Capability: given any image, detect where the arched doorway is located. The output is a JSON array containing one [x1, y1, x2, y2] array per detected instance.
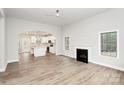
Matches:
[[18, 31, 56, 63]]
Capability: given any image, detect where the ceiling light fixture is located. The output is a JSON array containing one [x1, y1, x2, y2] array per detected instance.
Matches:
[[56, 10, 60, 17]]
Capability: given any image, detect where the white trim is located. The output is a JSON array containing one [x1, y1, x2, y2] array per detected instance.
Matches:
[[0, 63, 8, 72], [98, 30, 119, 59], [90, 60, 124, 72], [0, 59, 19, 72], [0, 68, 6, 72], [62, 54, 124, 72], [7, 59, 19, 63]]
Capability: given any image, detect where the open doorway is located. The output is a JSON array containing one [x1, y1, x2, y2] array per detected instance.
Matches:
[[18, 31, 56, 62]]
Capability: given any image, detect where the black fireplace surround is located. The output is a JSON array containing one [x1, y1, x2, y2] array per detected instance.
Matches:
[[76, 48, 88, 63]]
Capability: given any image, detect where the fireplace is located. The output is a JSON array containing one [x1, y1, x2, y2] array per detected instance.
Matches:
[[76, 48, 88, 63]]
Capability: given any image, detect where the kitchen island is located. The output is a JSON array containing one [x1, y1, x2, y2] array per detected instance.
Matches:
[[31, 46, 47, 57]]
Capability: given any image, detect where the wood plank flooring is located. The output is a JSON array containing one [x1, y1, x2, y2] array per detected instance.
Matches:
[[0, 53, 124, 85]]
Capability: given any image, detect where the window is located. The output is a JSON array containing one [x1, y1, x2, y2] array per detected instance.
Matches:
[[101, 31, 117, 57], [65, 37, 70, 50]]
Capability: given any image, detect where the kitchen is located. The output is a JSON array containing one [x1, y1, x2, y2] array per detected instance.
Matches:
[[18, 31, 56, 57]]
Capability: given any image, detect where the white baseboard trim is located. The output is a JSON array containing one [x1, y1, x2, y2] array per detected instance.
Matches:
[[90, 60, 124, 72], [7, 59, 19, 63], [0, 63, 8, 72], [62, 54, 124, 72], [0, 59, 19, 72]]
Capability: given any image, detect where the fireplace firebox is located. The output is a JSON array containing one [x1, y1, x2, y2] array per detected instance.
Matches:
[[76, 48, 88, 63]]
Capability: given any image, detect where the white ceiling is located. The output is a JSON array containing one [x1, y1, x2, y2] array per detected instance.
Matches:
[[5, 8, 109, 26]]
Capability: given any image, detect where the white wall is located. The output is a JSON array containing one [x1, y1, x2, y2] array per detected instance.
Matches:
[[0, 9, 6, 71], [6, 17, 62, 62], [62, 9, 124, 70]]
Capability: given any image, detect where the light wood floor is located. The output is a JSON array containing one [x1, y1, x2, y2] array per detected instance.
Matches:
[[0, 53, 124, 85]]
